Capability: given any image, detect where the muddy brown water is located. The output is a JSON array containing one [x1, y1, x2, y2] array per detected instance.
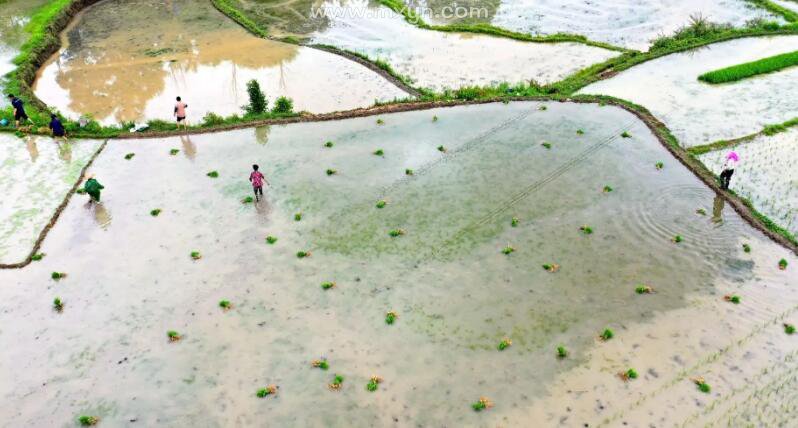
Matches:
[[0, 102, 795, 426]]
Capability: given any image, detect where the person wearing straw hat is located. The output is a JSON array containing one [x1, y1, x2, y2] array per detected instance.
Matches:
[[83, 173, 105, 203], [719, 151, 739, 190]]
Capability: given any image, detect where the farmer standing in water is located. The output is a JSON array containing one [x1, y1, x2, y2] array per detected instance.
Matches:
[[719, 151, 739, 190], [174, 96, 188, 130], [249, 164, 269, 202], [7, 94, 30, 127]]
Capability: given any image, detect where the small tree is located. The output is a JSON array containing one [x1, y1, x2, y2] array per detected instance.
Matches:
[[273, 96, 293, 114], [246, 79, 268, 115]]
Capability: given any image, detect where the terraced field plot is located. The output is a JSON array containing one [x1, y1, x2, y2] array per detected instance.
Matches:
[[1, 102, 795, 426]]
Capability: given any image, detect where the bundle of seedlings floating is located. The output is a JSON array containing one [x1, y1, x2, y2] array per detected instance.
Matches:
[[472, 397, 493, 412], [621, 131, 632, 138], [696, 208, 707, 216], [672, 235, 683, 243], [497, 338, 512, 351], [743, 243, 751, 253], [265, 235, 277, 244], [538, 105, 547, 111], [324, 141, 334, 148], [779, 259, 788, 270], [51, 272, 66, 280], [325, 169, 337, 176], [385, 311, 398, 325], [53, 297, 64, 312], [206, 171, 219, 178], [437, 145, 446, 153], [655, 162, 664, 170], [502, 245, 515, 255], [219, 300, 232, 311], [724, 294, 741, 304], [373, 149, 384, 156], [321, 281, 336, 290], [329, 374, 345, 390], [785, 323, 796, 335], [294, 212, 303, 221], [511, 217, 519, 227], [376, 200, 387, 209], [635, 285, 654, 294], [312, 358, 329, 370], [366, 375, 383, 392], [603, 185, 613, 193], [124, 153, 135, 160], [691, 377, 711, 393], [150, 209, 162, 216], [542, 263, 559, 273], [556, 346, 568, 358], [296, 251, 311, 259], [576, 129, 585, 135], [376, 119, 384, 125], [78, 415, 99, 426], [256, 385, 278, 397], [599, 328, 614, 341], [76, 188, 86, 194], [579, 225, 593, 235], [618, 368, 638, 382], [541, 142, 552, 149], [432, 115, 438, 122], [405, 169, 414, 176], [389, 229, 405, 238], [31, 253, 45, 261], [190, 251, 202, 260], [170, 149, 180, 155], [242, 196, 254, 204], [167, 330, 182, 342]]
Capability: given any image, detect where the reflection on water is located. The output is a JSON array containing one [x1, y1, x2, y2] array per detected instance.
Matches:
[[91, 201, 112, 229], [180, 135, 196, 160], [712, 193, 725, 225], [33, 0, 408, 125], [24, 136, 38, 162], [0, 103, 795, 426]]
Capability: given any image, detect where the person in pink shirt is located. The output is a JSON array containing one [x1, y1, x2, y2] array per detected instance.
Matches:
[[249, 164, 269, 201], [174, 96, 188, 129]]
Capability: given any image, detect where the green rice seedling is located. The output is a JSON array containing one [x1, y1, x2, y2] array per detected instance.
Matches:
[[619, 368, 638, 381], [324, 141, 334, 148], [538, 105, 547, 111], [405, 169, 414, 176], [502, 245, 515, 255], [389, 229, 405, 237], [557, 346, 568, 358], [376, 119, 384, 125], [266, 236, 277, 244], [31, 253, 45, 261], [779, 259, 788, 270], [242, 196, 254, 204], [724, 294, 741, 304], [385, 311, 398, 325], [621, 131, 632, 138], [576, 129, 584, 135], [256, 385, 278, 397], [329, 374, 344, 390], [296, 251, 311, 259], [76, 188, 86, 194], [206, 171, 219, 178], [376, 200, 387, 209], [691, 377, 711, 393], [635, 285, 654, 294], [600, 328, 614, 341], [743, 243, 751, 253], [541, 142, 552, 149], [150, 209, 162, 216], [53, 297, 64, 312], [219, 300, 232, 310], [51, 272, 66, 280], [472, 397, 493, 411], [124, 153, 135, 160], [190, 251, 202, 260], [366, 375, 383, 391], [432, 115, 438, 122], [542, 263, 560, 273], [312, 358, 329, 370], [655, 162, 664, 170], [698, 50, 798, 84], [170, 148, 179, 155], [294, 212, 302, 221], [437, 145, 446, 153], [78, 415, 99, 426], [511, 217, 519, 227], [696, 208, 707, 215], [373, 149, 384, 156], [603, 185, 613, 193], [167, 330, 181, 342], [497, 338, 512, 351], [672, 235, 683, 243], [325, 169, 337, 176], [785, 323, 796, 335], [579, 225, 593, 235], [321, 281, 336, 290]]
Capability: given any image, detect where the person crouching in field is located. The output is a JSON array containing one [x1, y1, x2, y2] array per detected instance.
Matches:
[[49, 114, 67, 142], [83, 173, 104, 203], [249, 164, 269, 202]]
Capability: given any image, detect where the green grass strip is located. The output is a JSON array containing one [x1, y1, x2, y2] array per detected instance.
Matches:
[[746, 0, 798, 22], [688, 116, 798, 155], [698, 50, 798, 84], [209, 0, 267, 38]]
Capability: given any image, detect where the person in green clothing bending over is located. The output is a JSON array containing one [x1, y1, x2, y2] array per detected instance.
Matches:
[[83, 173, 104, 203]]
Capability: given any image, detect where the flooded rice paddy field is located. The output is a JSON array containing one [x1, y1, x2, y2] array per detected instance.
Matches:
[[700, 128, 798, 237], [581, 36, 798, 148], [0, 134, 104, 265], [32, 0, 409, 126], [0, 0, 51, 104], [1, 102, 796, 426], [309, 1, 618, 91], [410, 0, 779, 50]]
